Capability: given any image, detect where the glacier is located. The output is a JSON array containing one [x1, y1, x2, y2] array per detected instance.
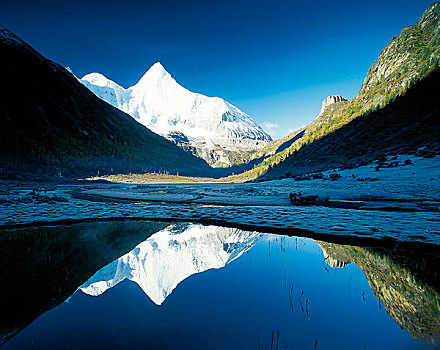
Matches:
[[79, 223, 262, 305], [79, 63, 271, 167]]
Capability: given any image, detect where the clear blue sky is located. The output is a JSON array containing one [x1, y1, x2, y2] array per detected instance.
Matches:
[[1, 0, 434, 139]]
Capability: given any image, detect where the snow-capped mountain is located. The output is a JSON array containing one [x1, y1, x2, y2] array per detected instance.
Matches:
[[79, 63, 271, 167], [0, 26, 212, 177], [79, 224, 262, 305]]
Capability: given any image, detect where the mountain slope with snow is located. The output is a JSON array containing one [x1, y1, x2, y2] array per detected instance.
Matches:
[[80, 63, 271, 167], [0, 26, 212, 178], [80, 224, 262, 305]]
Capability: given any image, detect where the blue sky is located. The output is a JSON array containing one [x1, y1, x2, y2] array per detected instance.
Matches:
[[1, 0, 434, 139]]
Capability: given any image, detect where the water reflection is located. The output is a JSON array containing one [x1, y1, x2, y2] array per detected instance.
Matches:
[[0, 220, 169, 344], [316, 241, 440, 347], [0, 221, 439, 349], [80, 223, 261, 305]]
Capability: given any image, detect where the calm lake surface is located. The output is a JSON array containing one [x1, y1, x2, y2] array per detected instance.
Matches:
[[0, 221, 438, 349]]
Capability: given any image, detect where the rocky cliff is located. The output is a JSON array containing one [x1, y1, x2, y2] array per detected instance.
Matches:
[[319, 95, 348, 115], [360, 2, 440, 110], [230, 2, 440, 181]]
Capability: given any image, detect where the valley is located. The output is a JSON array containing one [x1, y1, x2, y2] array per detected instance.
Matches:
[[0, 1, 439, 349], [1, 152, 438, 250]]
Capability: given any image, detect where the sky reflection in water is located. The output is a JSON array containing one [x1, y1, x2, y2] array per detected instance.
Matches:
[[2, 222, 435, 350]]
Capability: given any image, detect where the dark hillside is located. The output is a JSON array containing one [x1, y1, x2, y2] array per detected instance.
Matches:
[[227, 2, 440, 182], [261, 67, 440, 180], [0, 27, 213, 179]]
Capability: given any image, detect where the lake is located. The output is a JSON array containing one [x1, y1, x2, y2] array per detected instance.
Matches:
[[0, 220, 438, 349]]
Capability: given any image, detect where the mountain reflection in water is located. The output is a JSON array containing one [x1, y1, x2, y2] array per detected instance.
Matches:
[[0, 220, 439, 349], [316, 241, 440, 347], [79, 223, 262, 305]]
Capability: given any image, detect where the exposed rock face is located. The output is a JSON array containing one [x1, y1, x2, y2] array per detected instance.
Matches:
[[319, 95, 348, 115], [359, 2, 440, 111], [248, 2, 440, 182]]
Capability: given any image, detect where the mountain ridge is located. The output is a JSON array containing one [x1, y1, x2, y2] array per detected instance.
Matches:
[[226, 2, 440, 181], [259, 66, 440, 180], [320, 95, 348, 115], [0, 26, 214, 179], [79, 62, 271, 167]]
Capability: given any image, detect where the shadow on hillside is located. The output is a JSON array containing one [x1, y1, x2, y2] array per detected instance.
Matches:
[[260, 68, 440, 180]]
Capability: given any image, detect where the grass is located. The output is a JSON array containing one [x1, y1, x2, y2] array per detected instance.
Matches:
[[220, 6, 440, 182], [91, 172, 227, 184]]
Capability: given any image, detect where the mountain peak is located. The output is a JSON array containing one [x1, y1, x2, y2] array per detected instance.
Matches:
[[135, 62, 170, 87], [319, 95, 348, 115], [150, 61, 166, 72], [0, 26, 212, 177], [79, 61, 271, 166], [418, 2, 440, 28], [81, 72, 111, 86], [146, 62, 169, 78]]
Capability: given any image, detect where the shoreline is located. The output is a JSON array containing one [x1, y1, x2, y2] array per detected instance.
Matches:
[[1, 216, 440, 255]]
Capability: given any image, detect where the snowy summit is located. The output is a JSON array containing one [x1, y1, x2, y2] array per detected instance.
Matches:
[[79, 63, 271, 167]]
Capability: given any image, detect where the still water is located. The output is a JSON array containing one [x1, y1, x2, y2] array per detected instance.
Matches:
[[0, 221, 438, 349]]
